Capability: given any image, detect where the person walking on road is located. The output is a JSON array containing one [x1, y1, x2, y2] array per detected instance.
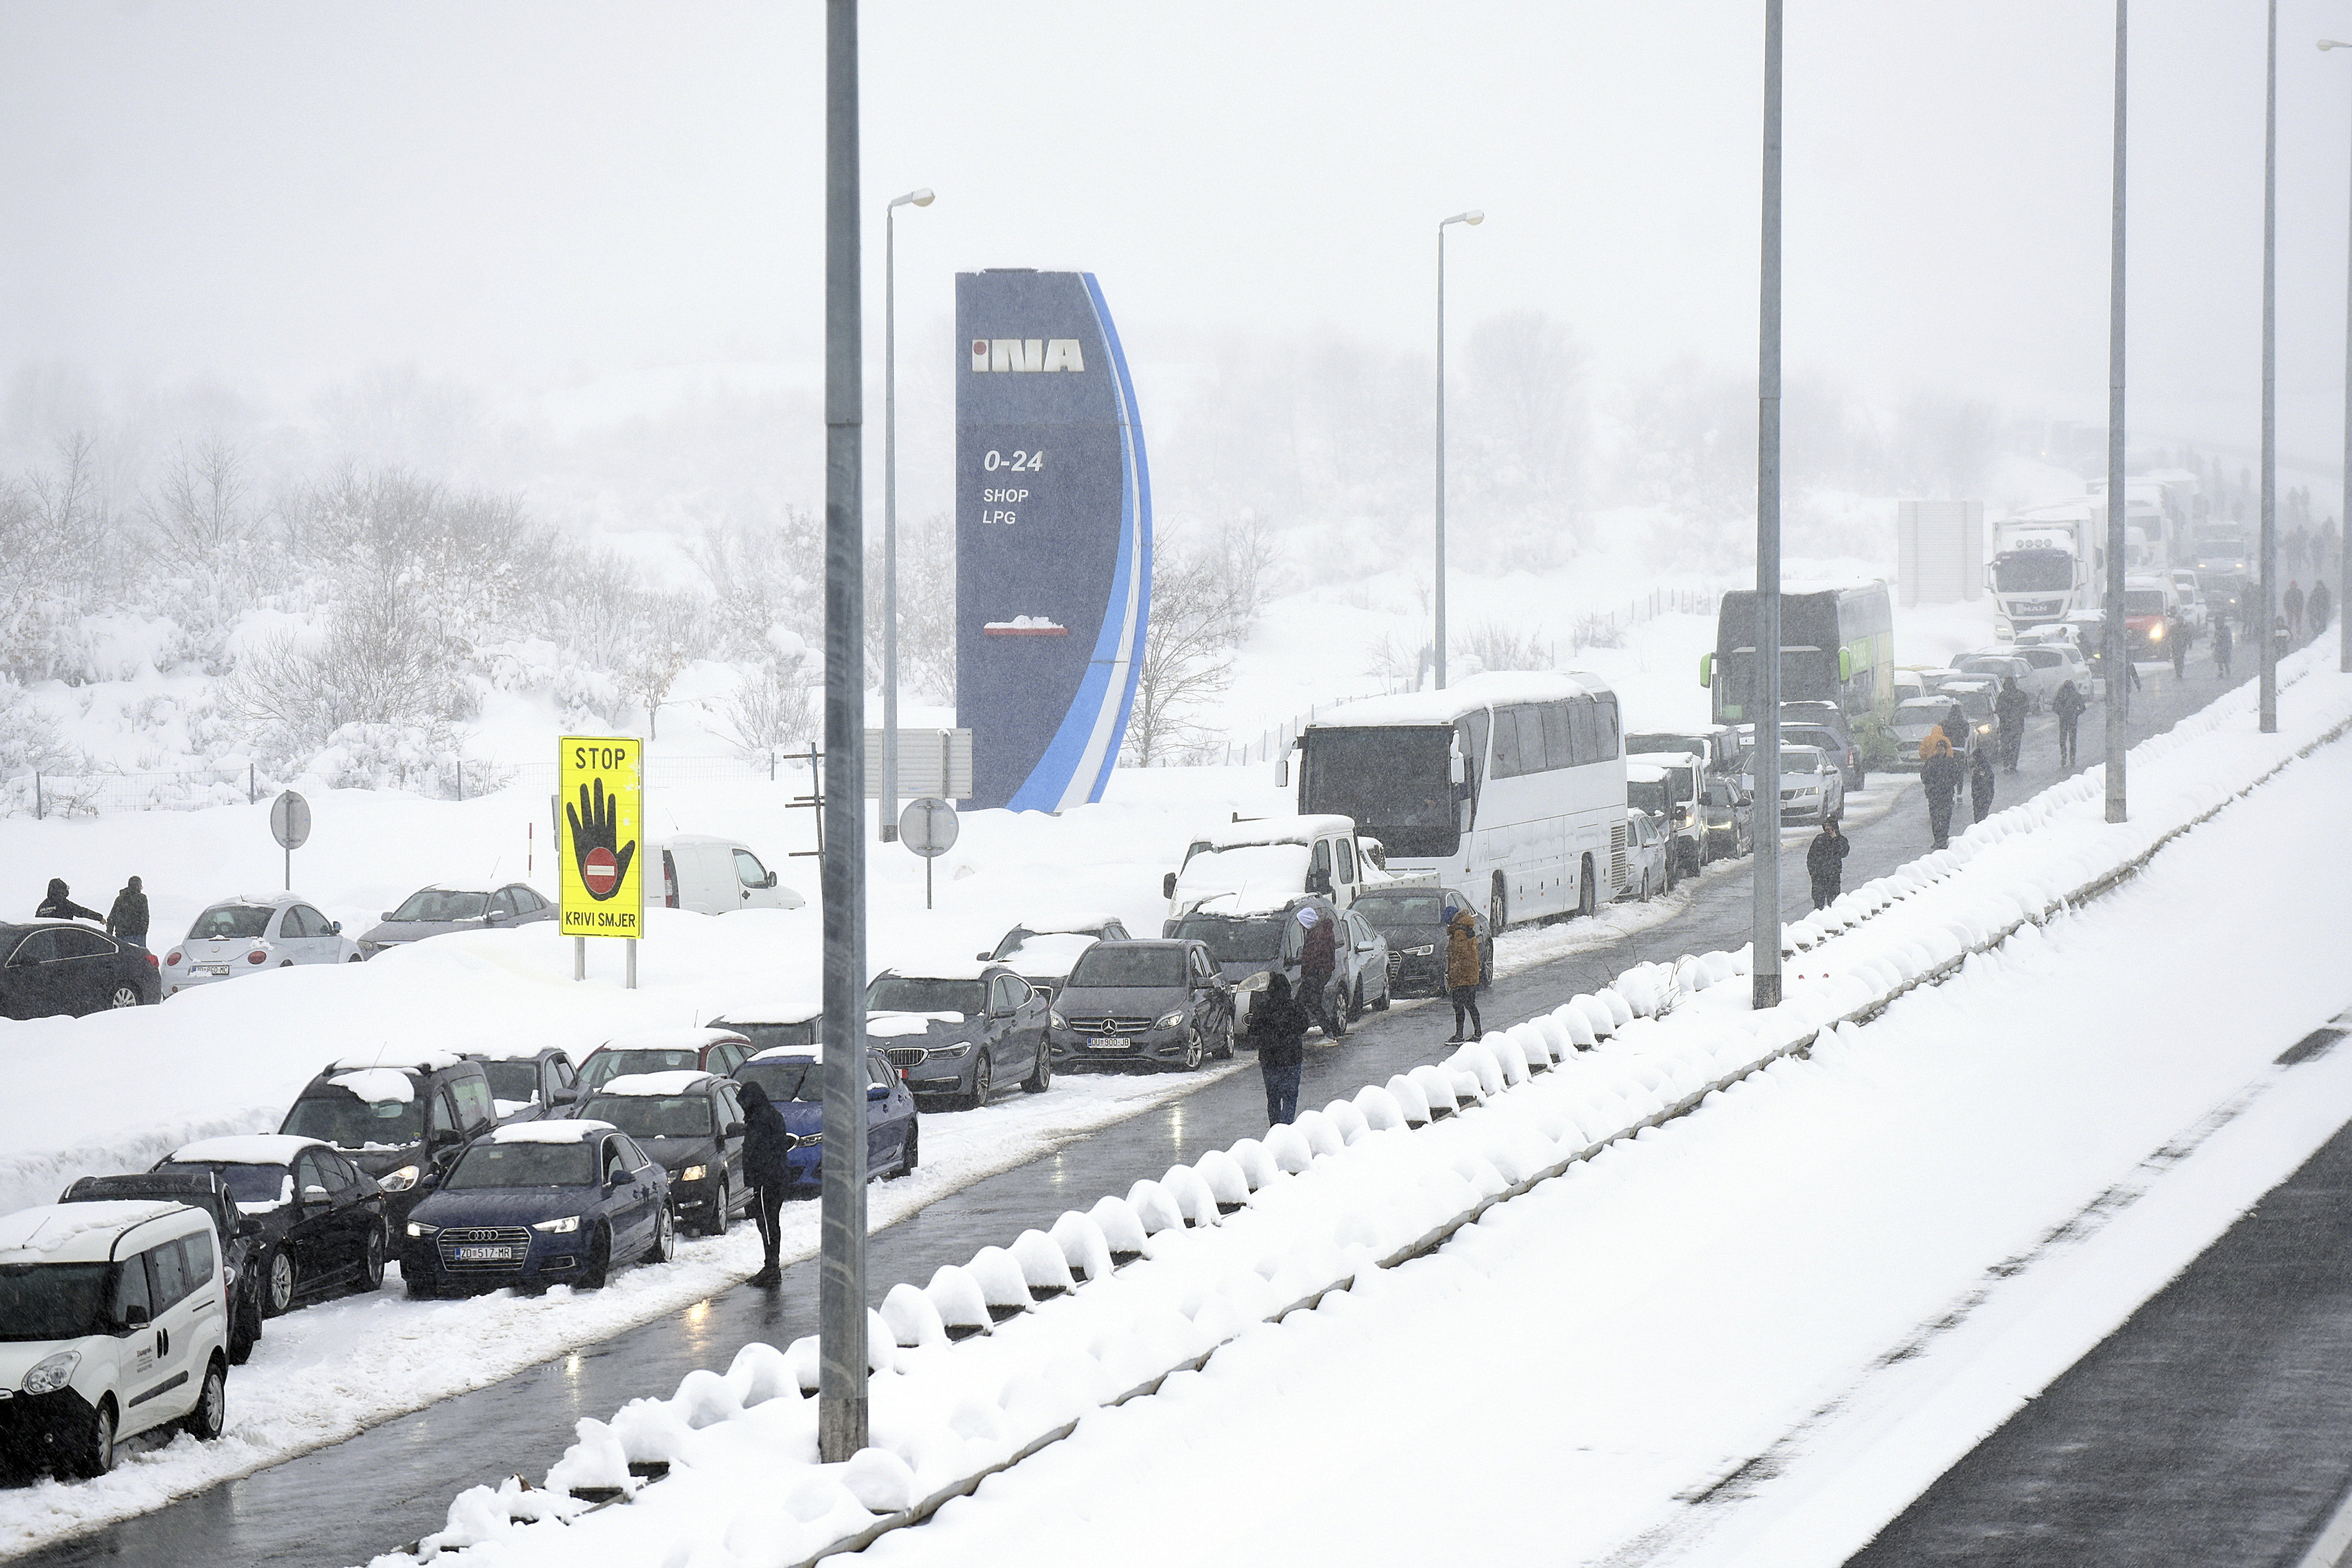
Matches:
[[2052, 678, 2086, 769], [1246, 972, 1310, 1127], [2311, 580, 2334, 641], [1806, 819, 1849, 910], [1295, 904, 1341, 1039], [2285, 580, 2305, 641], [106, 877, 149, 947], [1969, 746, 1996, 824], [1994, 676, 2029, 774], [1443, 905, 1485, 1042], [1921, 734, 1963, 851], [735, 1080, 794, 1287], [2213, 616, 2234, 680], [2168, 611, 2189, 681], [35, 879, 101, 922]]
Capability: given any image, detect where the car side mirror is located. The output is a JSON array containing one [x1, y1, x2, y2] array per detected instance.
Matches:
[[122, 1304, 150, 1330], [235, 1217, 263, 1239], [867, 1083, 889, 1100], [974, 950, 992, 961], [329, 920, 343, 935], [381, 912, 395, 922], [1273, 757, 1289, 788], [607, 1170, 627, 1190], [762, 871, 779, 888], [1162, 872, 1178, 900], [483, 911, 505, 925], [302, 1185, 330, 1206], [725, 1120, 746, 1137]]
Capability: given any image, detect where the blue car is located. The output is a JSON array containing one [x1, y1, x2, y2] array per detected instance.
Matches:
[[398, 1121, 672, 1297], [733, 1045, 919, 1188]]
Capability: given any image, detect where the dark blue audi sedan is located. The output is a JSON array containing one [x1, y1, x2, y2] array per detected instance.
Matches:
[[732, 1045, 918, 1189], [397, 1120, 671, 1297]]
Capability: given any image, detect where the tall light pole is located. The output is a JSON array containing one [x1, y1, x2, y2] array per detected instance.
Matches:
[[1752, 0, 1784, 1012], [1433, 208, 1483, 691], [2261, 0, 2279, 732], [2104, 0, 2131, 824], [880, 186, 935, 843], [2326, 39, 2352, 674]]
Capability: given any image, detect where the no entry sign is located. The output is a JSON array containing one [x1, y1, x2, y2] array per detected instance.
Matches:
[[558, 735, 643, 940]]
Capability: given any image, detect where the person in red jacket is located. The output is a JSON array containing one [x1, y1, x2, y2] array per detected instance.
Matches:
[[1296, 904, 1340, 1039]]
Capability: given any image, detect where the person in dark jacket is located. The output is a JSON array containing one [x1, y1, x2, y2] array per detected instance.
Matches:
[[1296, 904, 1341, 1038], [1921, 734, 1963, 850], [2168, 611, 2189, 680], [1444, 906, 1483, 1042], [2285, 580, 2305, 641], [2052, 678, 2086, 769], [1969, 746, 1996, 824], [35, 879, 102, 923], [735, 1080, 796, 1285], [1994, 676, 2029, 773], [2213, 617, 2234, 680], [1805, 819, 1849, 910], [2311, 580, 2334, 640], [1246, 972, 1310, 1127], [106, 877, 149, 946]]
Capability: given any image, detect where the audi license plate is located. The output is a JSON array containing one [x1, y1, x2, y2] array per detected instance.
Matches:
[[197, 964, 231, 975], [453, 1245, 516, 1262]]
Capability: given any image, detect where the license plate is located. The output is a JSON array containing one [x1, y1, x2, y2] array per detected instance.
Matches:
[[197, 965, 231, 976], [453, 1245, 515, 1262], [1089, 1039, 1131, 1051]]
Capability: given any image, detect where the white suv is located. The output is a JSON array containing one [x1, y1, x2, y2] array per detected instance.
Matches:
[[0, 1200, 230, 1477]]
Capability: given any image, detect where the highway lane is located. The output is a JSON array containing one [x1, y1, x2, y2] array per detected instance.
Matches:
[[11, 664, 2240, 1568]]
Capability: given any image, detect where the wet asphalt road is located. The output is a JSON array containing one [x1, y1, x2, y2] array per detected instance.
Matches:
[[14, 667, 2246, 1568]]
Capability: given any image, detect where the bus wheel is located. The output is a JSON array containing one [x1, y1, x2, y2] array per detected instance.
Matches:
[[1489, 877, 1508, 936], [1577, 858, 1597, 919]]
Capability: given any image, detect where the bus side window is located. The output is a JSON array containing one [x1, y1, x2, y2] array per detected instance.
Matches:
[[1455, 713, 1490, 795], [1491, 708, 1522, 779], [1540, 703, 1571, 770], [1567, 701, 1595, 766], [1596, 696, 1620, 759]]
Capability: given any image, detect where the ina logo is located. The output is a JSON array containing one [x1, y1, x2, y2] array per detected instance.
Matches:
[[969, 338, 1085, 373]]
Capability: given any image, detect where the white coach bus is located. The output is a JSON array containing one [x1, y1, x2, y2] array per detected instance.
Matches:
[[1289, 671, 1629, 933]]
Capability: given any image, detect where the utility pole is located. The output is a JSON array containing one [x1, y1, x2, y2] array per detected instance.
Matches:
[[1433, 209, 1481, 690], [2261, 0, 2280, 731], [2105, 0, 2131, 823], [881, 186, 934, 841], [819, 0, 870, 1464], [1752, 0, 1784, 1012]]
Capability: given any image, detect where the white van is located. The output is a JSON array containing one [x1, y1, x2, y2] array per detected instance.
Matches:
[[0, 1199, 231, 1477], [653, 836, 805, 916]]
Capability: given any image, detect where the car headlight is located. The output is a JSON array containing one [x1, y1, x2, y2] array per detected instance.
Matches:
[[377, 1164, 421, 1193], [406, 1221, 438, 1238], [532, 1216, 579, 1234], [932, 1042, 971, 1058], [24, 1351, 80, 1396], [1049, 1011, 1066, 1029], [1155, 1010, 1186, 1029], [680, 1164, 709, 1183], [2150, 624, 2164, 639]]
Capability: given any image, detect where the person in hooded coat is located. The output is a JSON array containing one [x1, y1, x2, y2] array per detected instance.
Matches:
[[1444, 906, 1484, 1042], [2052, 678, 2087, 769], [2311, 579, 2334, 640], [107, 877, 149, 946], [35, 880, 101, 923], [1246, 972, 1310, 1126], [735, 1080, 795, 1286], [1805, 819, 1849, 910], [1296, 904, 1341, 1038], [1994, 676, 2029, 773], [1921, 734, 1963, 850], [1969, 746, 1996, 824], [2168, 611, 2189, 680], [2213, 616, 2235, 680]]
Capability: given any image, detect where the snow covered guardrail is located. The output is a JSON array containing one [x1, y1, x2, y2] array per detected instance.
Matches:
[[376, 650, 2352, 1568]]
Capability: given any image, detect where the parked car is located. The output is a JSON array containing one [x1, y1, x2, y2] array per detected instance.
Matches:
[[732, 1045, 919, 1187], [357, 884, 555, 958], [1626, 726, 1742, 777], [2168, 569, 2209, 632], [154, 1134, 386, 1318], [651, 835, 804, 915], [1334, 908, 1393, 1020], [0, 1199, 229, 1477], [702, 1003, 822, 1056], [1891, 697, 1970, 765], [1953, 653, 2038, 710], [1643, 750, 1711, 872], [1046, 938, 1234, 1072], [1623, 767, 1684, 893], [2012, 639, 2092, 705], [398, 1120, 671, 1297], [866, 965, 1051, 1107], [576, 1028, 755, 1094], [2122, 579, 2180, 661], [1699, 772, 1755, 860], [277, 1052, 500, 1229], [1892, 668, 1932, 704], [1346, 885, 1489, 998], [59, 1172, 264, 1366], [1779, 701, 1863, 790], [1619, 808, 1672, 901], [0, 922, 159, 1019], [976, 913, 1133, 1000], [461, 1047, 582, 1122], [1167, 894, 1341, 1027], [160, 894, 360, 997], [569, 1071, 746, 1236], [1740, 743, 1846, 826]]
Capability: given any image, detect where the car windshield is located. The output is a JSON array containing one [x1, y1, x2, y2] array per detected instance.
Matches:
[[444, 1141, 597, 1189], [1896, 701, 1947, 723], [157, 1160, 291, 1206], [1956, 658, 2013, 675], [2124, 591, 2167, 615], [1066, 947, 1187, 988], [283, 1090, 424, 1149], [709, 1019, 819, 1054], [1627, 780, 1669, 815], [579, 1094, 713, 1139], [988, 927, 1044, 960], [736, 1060, 823, 1103], [187, 905, 272, 941], [477, 1062, 539, 1104], [1627, 734, 1705, 759], [865, 977, 987, 1014], [389, 890, 486, 923], [581, 1049, 700, 1091], [1171, 917, 1281, 963], [1349, 893, 1444, 929], [1738, 749, 1823, 774], [1785, 729, 1839, 752], [0, 1262, 112, 1342]]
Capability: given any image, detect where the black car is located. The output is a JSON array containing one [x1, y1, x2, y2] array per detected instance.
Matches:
[[152, 1134, 388, 1322], [278, 1054, 500, 1228], [463, 1047, 584, 1123], [60, 1170, 269, 1365], [356, 883, 555, 958], [865, 965, 1051, 1108], [734, 1046, 920, 1188], [1047, 939, 1234, 1072], [0, 921, 160, 1018], [569, 1071, 748, 1236], [1699, 775, 1755, 860], [1347, 885, 1490, 998]]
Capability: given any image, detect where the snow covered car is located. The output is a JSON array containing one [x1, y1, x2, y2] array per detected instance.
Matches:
[[356, 883, 555, 958], [732, 1045, 919, 1188], [60, 1172, 265, 1366], [975, 913, 1134, 1000], [577, 1028, 755, 1094], [702, 1003, 822, 1057], [1619, 807, 1672, 901], [1347, 885, 1488, 998], [866, 965, 1051, 1108], [1046, 939, 1234, 1072], [1623, 767, 1684, 893], [461, 1046, 584, 1123], [0, 921, 160, 1019], [1334, 908, 1393, 1019], [398, 1121, 672, 1297], [0, 1200, 229, 1478], [153, 1134, 387, 1321], [651, 835, 804, 915], [569, 1072, 748, 1236], [277, 1052, 500, 1230], [160, 894, 360, 996], [1739, 744, 1846, 826], [1953, 653, 2039, 711]]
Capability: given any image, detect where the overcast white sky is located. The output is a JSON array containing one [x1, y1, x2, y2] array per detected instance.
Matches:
[[3, 1, 2349, 467]]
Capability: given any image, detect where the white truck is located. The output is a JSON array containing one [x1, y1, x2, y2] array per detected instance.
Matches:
[[1161, 814, 1427, 931], [1989, 504, 2104, 644]]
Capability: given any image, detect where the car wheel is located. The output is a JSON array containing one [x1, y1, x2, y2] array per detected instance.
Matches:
[[1218, 1015, 1239, 1054], [228, 1288, 261, 1365], [648, 1202, 674, 1265], [581, 1223, 612, 1288], [346, 954, 362, 963], [964, 1051, 994, 1111], [359, 1225, 385, 1291], [263, 1249, 296, 1317], [1371, 981, 1389, 1013], [64, 1398, 115, 1479], [181, 1357, 227, 1441], [1180, 1029, 1204, 1072], [889, 1126, 919, 1179], [1023, 1044, 1053, 1094], [109, 985, 140, 1009], [704, 1176, 731, 1236]]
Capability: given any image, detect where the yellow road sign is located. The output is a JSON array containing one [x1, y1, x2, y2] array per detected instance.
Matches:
[[558, 736, 643, 939]]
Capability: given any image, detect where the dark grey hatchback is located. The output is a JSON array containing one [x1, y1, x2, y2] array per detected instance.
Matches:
[[865, 966, 1052, 1108], [1046, 939, 1234, 1072]]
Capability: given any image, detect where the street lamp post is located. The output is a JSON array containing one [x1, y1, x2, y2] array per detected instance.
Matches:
[[880, 186, 935, 843], [2325, 39, 2352, 674], [1434, 209, 1483, 691], [2261, 0, 2279, 732], [1752, 0, 1785, 1012], [2105, 0, 2130, 825]]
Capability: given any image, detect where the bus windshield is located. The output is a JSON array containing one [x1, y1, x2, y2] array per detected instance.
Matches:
[[1718, 648, 1840, 712], [1299, 726, 1459, 858]]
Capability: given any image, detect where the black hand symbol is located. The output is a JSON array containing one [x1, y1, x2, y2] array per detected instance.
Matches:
[[566, 778, 637, 902]]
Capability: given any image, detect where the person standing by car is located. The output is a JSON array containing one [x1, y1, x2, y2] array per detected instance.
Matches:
[[1969, 746, 1996, 824], [736, 1080, 793, 1287], [106, 876, 149, 947], [34, 878, 101, 922], [2213, 616, 2234, 680], [1805, 819, 1849, 910], [2052, 679, 2086, 769], [1994, 676, 2029, 774], [1443, 905, 1485, 1042], [1921, 734, 1963, 850], [1296, 905, 1338, 1039], [1246, 972, 1309, 1127]]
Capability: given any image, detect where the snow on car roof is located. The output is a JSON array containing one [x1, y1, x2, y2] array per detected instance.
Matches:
[[875, 959, 992, 980], [217, 892, 306, 908], [330, 1049, 463, 1074], [0, 1201, 187, 1263], [1193, 816, 1354, 852], [1625, 763, 1667, 783], [748, 1044, 826, 1064], [171, 1134, 325, 1167], [1008, 912, 1121, 935], [462, 1042, 563, 1063], [1643, 752, 1701, 768], [594, 1071, 716, 1097], [329, 1068, 419, 1104], [1176, 842, 1311, 918], [705, 1002, 823, 1025], [999, 932, 1102, 976], [597, 1028, 748, 1052], [1303, 671, 1614, 730], [491, 1119, 615, 1145]]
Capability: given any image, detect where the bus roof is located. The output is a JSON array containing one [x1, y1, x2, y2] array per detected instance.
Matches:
[[1302, 671, 1616, 729]]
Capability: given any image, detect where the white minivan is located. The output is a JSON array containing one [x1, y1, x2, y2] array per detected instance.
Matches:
[[0, 1200, 231, 1477], [652, 836, 805, 916]]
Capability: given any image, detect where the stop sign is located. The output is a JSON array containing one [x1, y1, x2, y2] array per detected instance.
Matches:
[[582, 846, 620, 897]]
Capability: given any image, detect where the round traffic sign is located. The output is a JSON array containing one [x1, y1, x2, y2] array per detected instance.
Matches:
[[269, 790, 311, 851], [898, 796, 959, 858], [582, 845, 620, 897]]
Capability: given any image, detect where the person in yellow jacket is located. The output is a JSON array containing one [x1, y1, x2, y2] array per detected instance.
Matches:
[[1444, 904, 1484, 1042]]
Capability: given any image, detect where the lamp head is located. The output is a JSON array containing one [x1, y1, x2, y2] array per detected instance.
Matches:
[[891, 188, 936, 209], [2324, 38, 2352, 50], [1442, 209, 1485, 229]]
